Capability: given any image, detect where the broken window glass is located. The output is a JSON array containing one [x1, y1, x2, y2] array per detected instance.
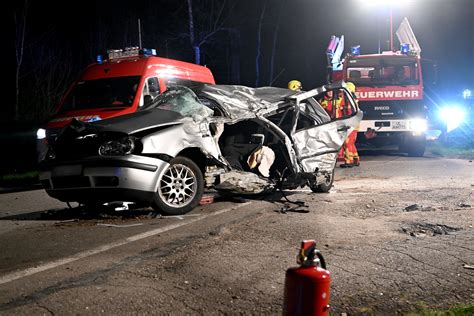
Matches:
[[150, 86, 213, 118]]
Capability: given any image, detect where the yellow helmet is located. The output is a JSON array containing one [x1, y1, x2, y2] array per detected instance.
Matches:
[[346, 81, 356, 93], [288, 80, 302, 91]]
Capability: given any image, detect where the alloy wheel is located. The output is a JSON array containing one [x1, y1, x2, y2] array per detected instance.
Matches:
[[158, 163, 197, 208]]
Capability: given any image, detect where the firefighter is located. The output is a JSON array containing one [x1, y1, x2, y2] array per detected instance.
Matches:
[[288, 80, 302, 91], [319, 86, 359, 167], [340, 82, 360, 168], [319, 90, 347, 164], [322, 90, 346, 162], [319, 90, 339, 119]]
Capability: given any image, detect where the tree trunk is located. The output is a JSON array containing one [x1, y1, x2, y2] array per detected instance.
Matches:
[[255, 1, 266, 87], [14, 0, 28, 121], [187, 0, 201, 64], [269, 0, 284, 86], [230, 29, 241, 84], [193, 46, 201, 65], [15, 66, 20, 121]]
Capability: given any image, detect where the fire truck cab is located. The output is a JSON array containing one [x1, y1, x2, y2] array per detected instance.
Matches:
[[345, 50, 427, 156], [327, 18, 429, 157], [37, 47, 215, 160]]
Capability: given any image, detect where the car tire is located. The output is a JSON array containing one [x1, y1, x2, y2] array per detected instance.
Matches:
[[310, 170, 334, 193], [152, 156, 204, 215], [406, 138, 426, 157], [401, 134, 426, 157]]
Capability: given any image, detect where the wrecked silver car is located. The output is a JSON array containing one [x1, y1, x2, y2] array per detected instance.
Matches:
[[38, 81, 362, 215]]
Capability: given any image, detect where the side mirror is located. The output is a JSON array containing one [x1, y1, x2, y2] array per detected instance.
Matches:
[[144, 95, 153, 106]]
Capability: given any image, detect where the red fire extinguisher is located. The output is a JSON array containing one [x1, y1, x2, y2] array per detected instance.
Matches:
[[283, 240, 331, 316]]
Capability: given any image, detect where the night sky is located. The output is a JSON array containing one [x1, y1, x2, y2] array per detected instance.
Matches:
[[7, 0, 474, 122]]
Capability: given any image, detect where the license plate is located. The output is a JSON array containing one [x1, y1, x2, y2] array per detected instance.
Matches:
[[52, 165, 82, 177], [392, 121, 407, 130]]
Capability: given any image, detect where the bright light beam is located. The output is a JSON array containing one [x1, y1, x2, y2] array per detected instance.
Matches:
[[357, 0, 410, 6], [356, 0, 412, 50], [439, 106, 465, 133]]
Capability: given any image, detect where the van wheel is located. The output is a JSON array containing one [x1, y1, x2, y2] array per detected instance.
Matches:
[[310, 170, 334, 193], [152, 157, 204, 215]]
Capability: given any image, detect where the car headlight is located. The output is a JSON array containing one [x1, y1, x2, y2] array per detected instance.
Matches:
[[98, 137, 135, 156], [409, 119, 427, 134], [37, 128, 46, 140]]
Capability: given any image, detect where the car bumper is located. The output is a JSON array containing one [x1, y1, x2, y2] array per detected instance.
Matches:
[[38, 155, 170, 204]]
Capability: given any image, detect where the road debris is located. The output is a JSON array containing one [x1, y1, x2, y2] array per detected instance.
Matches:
[[146, 212, 202, 220], [275, 203, 309, 214], [404, 204, 436, 212], [462, 264, 474, 270], [147, 212, 162, 219], [54, 219, 79, 225], [199, 194, 215, 205], [97, 223, 144, 228], [404, 204, 420, 212], [162, 214, 202, 220], [421, 206, 436, 212], [401, 222, 461, 237]]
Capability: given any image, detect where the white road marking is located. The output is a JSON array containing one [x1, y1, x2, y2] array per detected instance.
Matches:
[[0, 203, 251, 285]]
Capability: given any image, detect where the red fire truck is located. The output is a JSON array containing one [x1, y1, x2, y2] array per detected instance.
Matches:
[[37, 47, 215, 160], [328, 18, 428, 156]]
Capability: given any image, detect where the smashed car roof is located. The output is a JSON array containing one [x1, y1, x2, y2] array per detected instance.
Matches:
[[198, 85, 300, 119]]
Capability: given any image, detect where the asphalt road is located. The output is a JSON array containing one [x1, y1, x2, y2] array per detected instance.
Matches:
[[0, 152, 473, 314]]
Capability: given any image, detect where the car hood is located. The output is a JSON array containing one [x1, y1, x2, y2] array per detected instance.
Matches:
[[199, 85, 299, 119], [89, 108, 184, 134]]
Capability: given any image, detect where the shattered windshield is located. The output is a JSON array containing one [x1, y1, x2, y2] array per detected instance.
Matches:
[[149, 86, 213, 118], [62, 76, 141, 111], [346, 57, 420, 86]]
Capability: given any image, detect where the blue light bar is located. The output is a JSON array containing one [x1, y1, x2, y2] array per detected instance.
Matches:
[[400, 43, 410, 55], [142, 48, 157, 56], [351, 45, 360, 56], [96, 55, 103, 64]]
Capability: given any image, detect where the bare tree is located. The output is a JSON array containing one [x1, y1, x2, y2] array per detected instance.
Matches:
[[268, 0, 285, 85], [186, 0, 232, 65], [14, 0, 28, 121], [228, 29, 241, 84], [26, 46, 74, 121], [187, 0, 199, 64], [255, 0, 267, 87]]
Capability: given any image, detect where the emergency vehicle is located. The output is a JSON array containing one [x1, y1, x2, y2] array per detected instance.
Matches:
[[327, 18, 428, 156], [36, 47, 215, 160]]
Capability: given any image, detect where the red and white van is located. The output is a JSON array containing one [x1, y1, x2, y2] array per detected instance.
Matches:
[[37, 48, 215, 160]]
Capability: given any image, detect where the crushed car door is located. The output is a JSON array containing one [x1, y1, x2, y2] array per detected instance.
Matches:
[[290, 87, 362, 173]]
